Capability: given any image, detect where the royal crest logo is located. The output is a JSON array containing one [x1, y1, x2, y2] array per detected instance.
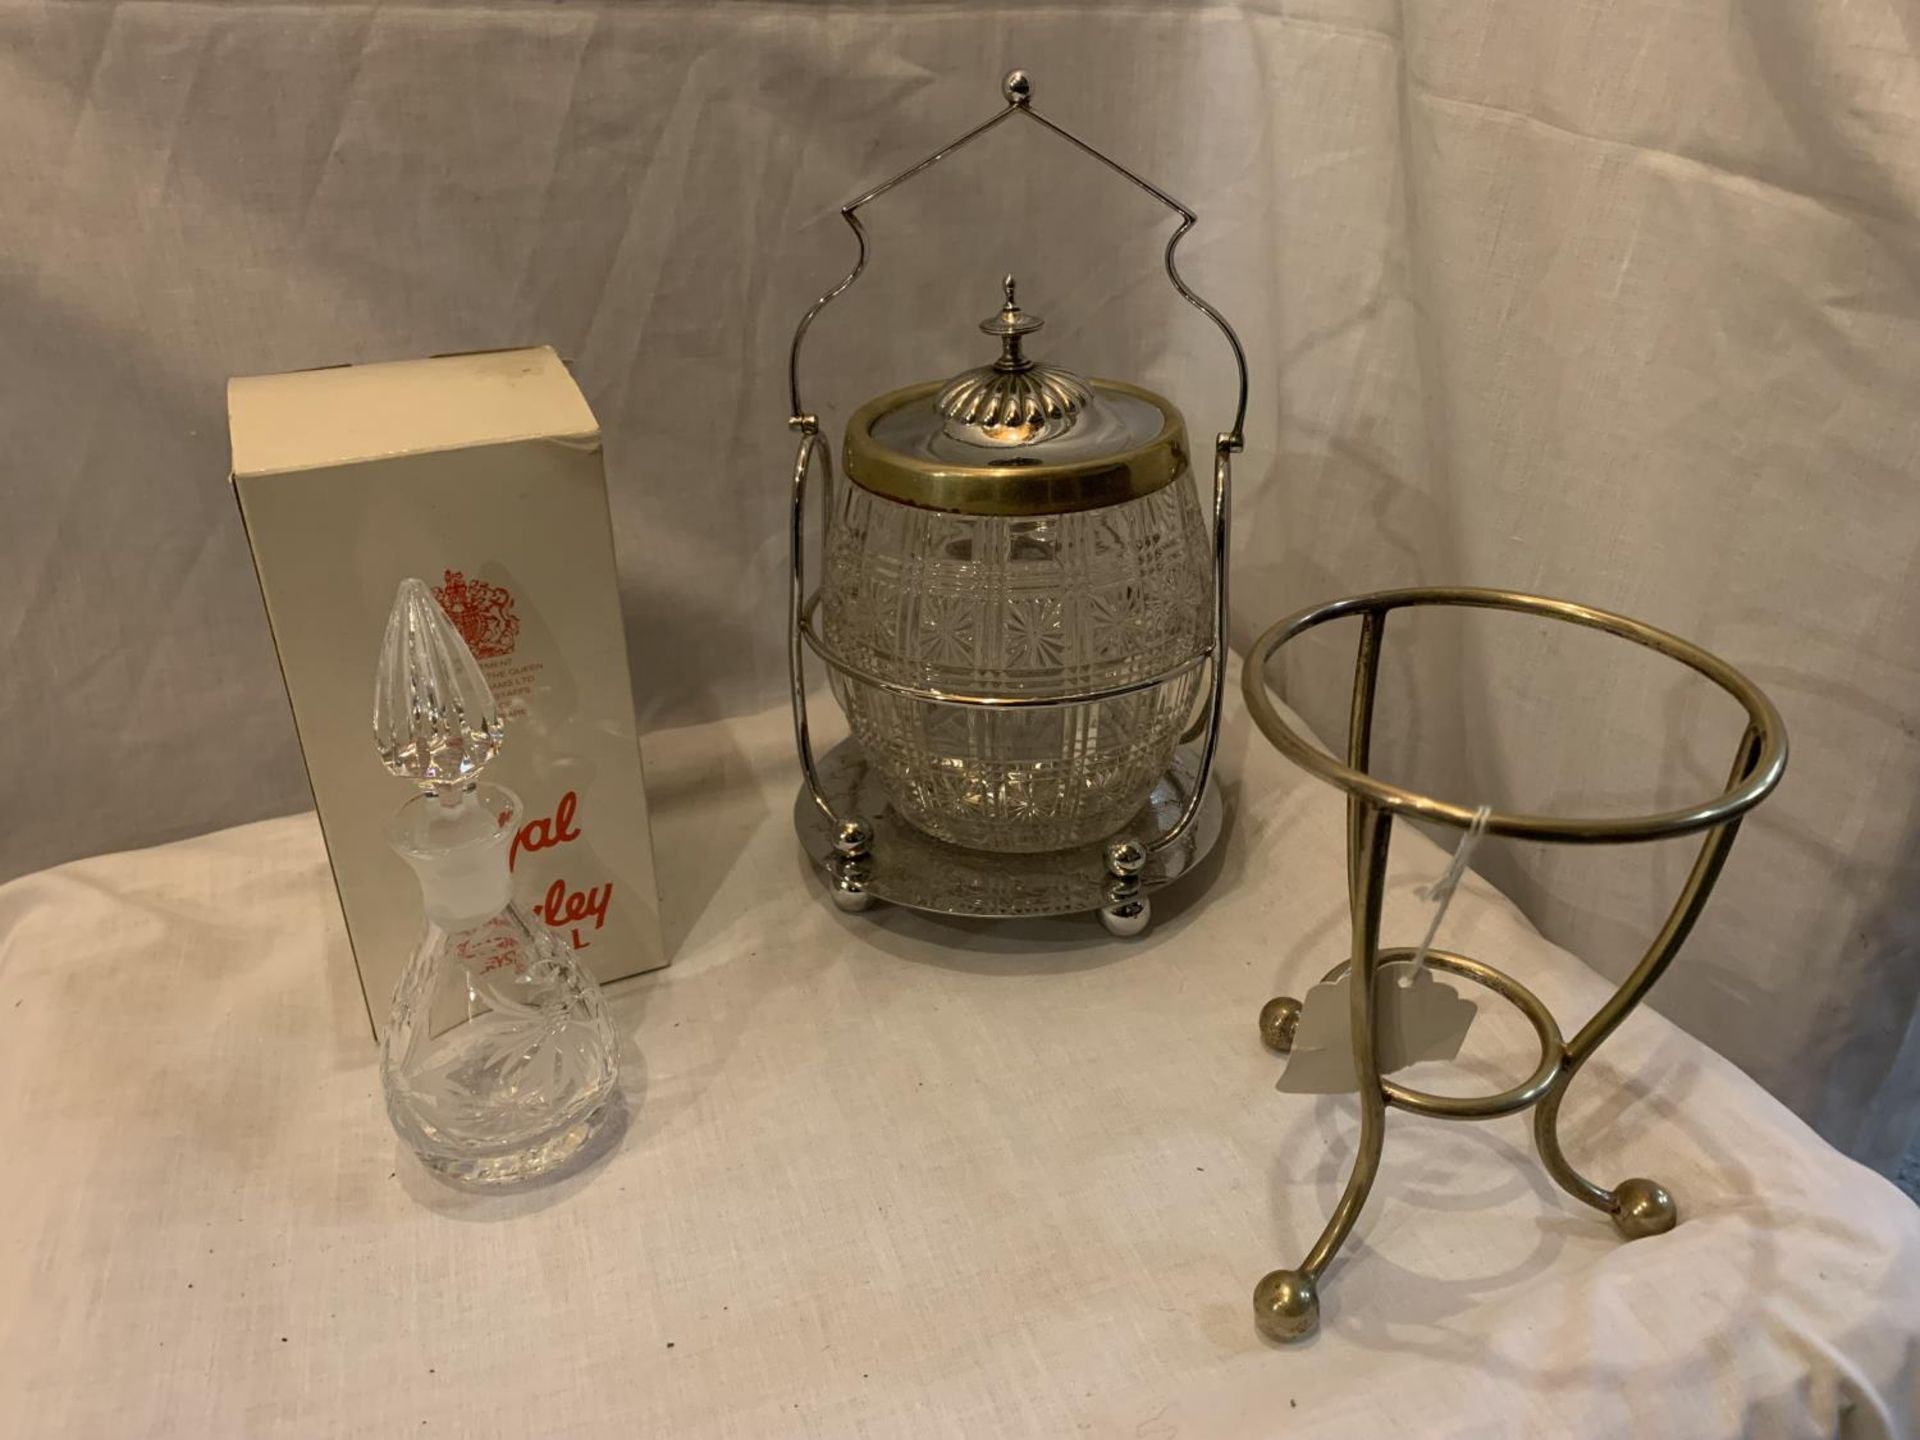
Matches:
[[432, 569, 519, 660]]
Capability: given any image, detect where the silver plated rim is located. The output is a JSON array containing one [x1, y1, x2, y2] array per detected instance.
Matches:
[[794, 739, 1224, 919]]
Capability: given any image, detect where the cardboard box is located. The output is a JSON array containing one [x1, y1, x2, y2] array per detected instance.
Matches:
[[230, 346, 665, 1038]]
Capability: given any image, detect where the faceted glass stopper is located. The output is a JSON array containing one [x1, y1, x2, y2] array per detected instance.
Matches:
[[372, 577, 504, 789]]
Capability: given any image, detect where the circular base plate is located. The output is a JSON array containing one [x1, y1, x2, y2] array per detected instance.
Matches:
[[794, 740, 1223, 920]]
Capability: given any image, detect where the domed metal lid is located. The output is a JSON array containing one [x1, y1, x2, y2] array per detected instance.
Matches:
[[843, 277, 1188, 517]]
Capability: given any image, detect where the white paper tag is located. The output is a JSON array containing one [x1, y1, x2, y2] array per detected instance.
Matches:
[[1277, 960, 1478, 1093]]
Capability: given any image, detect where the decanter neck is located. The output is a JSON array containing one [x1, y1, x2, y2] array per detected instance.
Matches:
[[386, 783, 520, 930]]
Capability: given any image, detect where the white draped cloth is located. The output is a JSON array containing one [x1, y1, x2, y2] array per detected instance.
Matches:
[[1, 699, 1914, 1436]]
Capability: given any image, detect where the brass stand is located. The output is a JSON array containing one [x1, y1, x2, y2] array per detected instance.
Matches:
[[1240, 588, 1788, 1342]]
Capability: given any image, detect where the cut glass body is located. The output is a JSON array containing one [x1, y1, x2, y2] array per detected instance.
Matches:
[[821, 284, 1212, 853]]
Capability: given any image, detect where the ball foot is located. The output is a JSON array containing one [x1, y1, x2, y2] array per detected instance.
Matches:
[[1609, 1177, 1677, 1240], [827, 844, 875, 914], [829, 881, 874, 913], [1104, 836, 1147, 878], [1259, 996, 1302, 1054], [832, 817, 874, 858], [1253, 1268, 1320, 1342], [1099, 897, 1150, 937]]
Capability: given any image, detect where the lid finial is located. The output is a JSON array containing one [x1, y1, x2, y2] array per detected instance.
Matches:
[[978, 274, 1045, 373], [934, 277, 1094, 446]]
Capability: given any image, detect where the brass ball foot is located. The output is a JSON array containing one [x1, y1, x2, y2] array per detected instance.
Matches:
[[1259, 995, 1302, 1054], [1252, 1268, 1320, 1342], [1609, 1177, 1678, 1240]]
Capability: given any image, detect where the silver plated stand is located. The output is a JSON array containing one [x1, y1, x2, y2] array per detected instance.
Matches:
[[784, 70, 1248, 934], [795, 740, 1223, 921]]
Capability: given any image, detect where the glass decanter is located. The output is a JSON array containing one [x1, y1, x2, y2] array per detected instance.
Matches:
[[372, 577, 620, 1185]]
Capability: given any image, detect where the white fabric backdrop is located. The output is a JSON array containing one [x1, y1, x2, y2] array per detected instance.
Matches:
[[1, 0, 1916, 1176]]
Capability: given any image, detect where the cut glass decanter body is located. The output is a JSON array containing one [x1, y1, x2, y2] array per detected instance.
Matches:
[[373, 578, 619, 1186]]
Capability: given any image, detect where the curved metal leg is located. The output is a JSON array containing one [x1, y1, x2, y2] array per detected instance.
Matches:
[[1256, 609, 1381, 1078], [1533, 727, 1761, 1237], [1255, 801, 1393, 1342]]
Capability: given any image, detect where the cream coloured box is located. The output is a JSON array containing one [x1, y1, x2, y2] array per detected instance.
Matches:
[[230, 346, 664, 1039]]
